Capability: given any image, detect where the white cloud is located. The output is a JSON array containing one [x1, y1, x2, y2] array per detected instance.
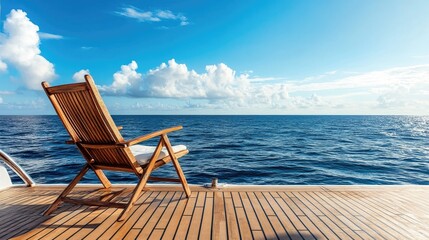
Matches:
[[287, 65, 429, 112], [0, 9, 56, 90], [117, 7, 159, 22], [303, 70, 337, 82], [72, 69, 90, 82], [0, 60, 7, 72], [117, 6, 188, 26], [99, 61, 142, 95], [100, 59, 251, 99], [97, 60, 429, 114], [248, 77, 285, 83], [3, 98, 46, 110], [99, 59, 324, 112], [290, 65, 429, 93], [38, 32, 63, 40], [157, 10, 177, 19], [144, 59, 249, 98]]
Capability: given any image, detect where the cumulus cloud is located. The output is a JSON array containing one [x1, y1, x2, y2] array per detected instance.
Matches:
[[117, 6, 188, 26], [72, 69, 90, 82], [99, 61, 142, 95], [143, 59, 250, 98], [98, 59, 309, 111], [100, 59, 252, 99], [97, 60, 429, 113], [0, 9, 56, 90]]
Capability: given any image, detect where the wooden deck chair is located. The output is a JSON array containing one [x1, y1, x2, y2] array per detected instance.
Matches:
[[41, 75, 191, 221]]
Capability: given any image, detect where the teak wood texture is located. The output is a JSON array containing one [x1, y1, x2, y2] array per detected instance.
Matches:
[[0, 185, 428, 239], [41, 75, 191, 221]]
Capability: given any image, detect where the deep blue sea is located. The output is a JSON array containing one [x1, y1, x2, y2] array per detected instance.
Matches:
[[1, 115, 428, 185]]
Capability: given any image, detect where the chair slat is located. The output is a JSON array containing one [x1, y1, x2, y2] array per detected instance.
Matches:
[[45, 82, 88, 95]]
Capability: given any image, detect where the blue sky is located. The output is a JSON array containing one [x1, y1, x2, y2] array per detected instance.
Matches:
[[0, 0, 429, 115]]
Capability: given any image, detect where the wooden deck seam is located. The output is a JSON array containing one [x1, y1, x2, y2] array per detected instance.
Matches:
[[131, 191, 169, 238], [270, 191, 307, 238], [305, 191, 362, 239], [198, 191, 214, 240], [297, 191, 347, 239], [54, 206, 106, 240], [232, 190, 251, 240], [313, 191, 381, 239], [173, 192, 197, 239], [237, 191, 256, 239], [251, 191, 280, 239], [100, 190, 155, 239], [228, 192, 243, 240], [160, 192, 187, 240], [154, 191, 182, 231], [137, 191, 176, 239], [260, 192, 289, 238], [44, 206, 101, 239], [336, 190, 413, 238], [1, 186, 428, 240], [24, 189, 106, 240], [289, 192, 332, 239], [185, 191, 205, 239], [372, 191, 429, 232], [322, 190, 396, 239], [263, 192, 298, 240], [337, 191, 427, 239]]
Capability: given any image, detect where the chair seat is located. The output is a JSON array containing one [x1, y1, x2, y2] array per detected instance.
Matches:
[[130, 144, 187, 166]]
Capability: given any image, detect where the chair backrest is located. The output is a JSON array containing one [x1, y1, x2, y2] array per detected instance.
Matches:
[[42, 75, 142, 174]]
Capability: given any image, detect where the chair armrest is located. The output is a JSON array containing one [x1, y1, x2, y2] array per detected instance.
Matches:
[[117, 126, 123, 131], [121, 126, 183, 147]]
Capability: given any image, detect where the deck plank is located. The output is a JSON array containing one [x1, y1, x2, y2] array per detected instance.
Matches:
[[262, 192, 301, 240], [232, 192, 253, 239], [248, 192, 278, 239], [0, 185, 427, 240], [155, 191, 183, 230], [224, 192, 240, 240], [186, 192, 205, 239], [161, 193, 189, 240], [137, 191, 175, 239], [212, 192, 227, 240], [105, 191, 154, 239], [199, 192, 213, 239], [321, 190, 396, 239]]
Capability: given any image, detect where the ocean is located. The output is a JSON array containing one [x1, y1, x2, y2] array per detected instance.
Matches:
[[1, 115, 428, 185]]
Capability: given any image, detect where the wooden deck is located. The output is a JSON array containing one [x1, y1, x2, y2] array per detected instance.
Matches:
[[0, 185, 428, 239]]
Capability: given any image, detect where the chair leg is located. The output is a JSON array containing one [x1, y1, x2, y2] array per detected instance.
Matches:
[[116, 172, 150, 222], [93, 168, 112, 189], [162, 134, 191, 198], [171, 157, 191, 197], [43, 164, 90, 216], [117, 139, 164, 222]]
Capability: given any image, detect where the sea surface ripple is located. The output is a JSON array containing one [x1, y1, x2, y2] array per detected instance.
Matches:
[[1, 115, 428, 185]]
